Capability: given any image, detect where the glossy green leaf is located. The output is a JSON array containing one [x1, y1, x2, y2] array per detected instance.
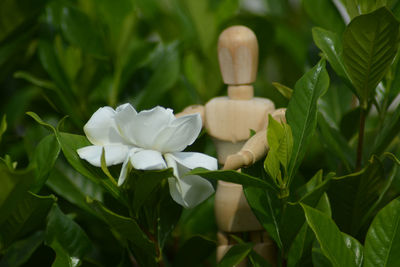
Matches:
[[280, 172, 333, 253], [286, 60, 329, 181], [272, 82, 293, 99], [157, 189, 182, 250], [1, 192, 55, 250], [317, 113, 355, 171], [56, 132, 123, 203], [287, 193, 331, 267], [343, 7, 400, 106], [373, 102, 400, 154], [31, 134, 60, 192], [267, 115, 293, 171], [46, 204, 92, 265], [88, 199, 157, 266], [312, 243, 333, 267], [364, 197, 400, 267], [342, 233, 363, 267], [60, 7, 106, 57], [312, 27, 349, 81], [303, 0, 345, 33], [301, 203, 358, 267], [0, 231, 44, 267], [46, 161, 103, 217], [328, 156, 384, 235], [244, 186, 282, 248], [218, 243, 253, 267], [124, 168, 173, 212], [189, 168, 278, 192]]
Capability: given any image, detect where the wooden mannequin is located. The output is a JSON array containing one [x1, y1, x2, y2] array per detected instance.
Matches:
[[177, 26, 285, 266]]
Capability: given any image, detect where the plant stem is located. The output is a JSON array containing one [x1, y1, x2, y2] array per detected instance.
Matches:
[[356, 108, 367, 170]]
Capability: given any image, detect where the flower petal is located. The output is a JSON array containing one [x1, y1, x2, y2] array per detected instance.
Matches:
[[165, 153, 215, 208], [115, 106, 175, 149], [154, 113, 202, 152], [83, 106, 126, 146], [129, 149, 167, 170], [118, 156, 131, 186], [77, 144, 130, 167], [168, 152, 218, 170], [168, 175, 214, 208]]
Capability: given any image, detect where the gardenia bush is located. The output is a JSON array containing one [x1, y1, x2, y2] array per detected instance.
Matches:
[[2, 1, 400, 267]]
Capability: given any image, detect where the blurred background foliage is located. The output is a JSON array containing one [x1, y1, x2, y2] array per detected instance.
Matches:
[[3, 0, 400, 266]]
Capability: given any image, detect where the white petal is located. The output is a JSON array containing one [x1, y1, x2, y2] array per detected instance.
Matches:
[[168, 152, 218, 170], [115, 106, 175, 149], [154, 113, 202, 152], [77, 145, 130, 167], [164, 153, 215, 208], [168, 175, 214, 208], [83, 106, 125, 146], [117, 156, 131, 186], [129, 149, 167, 170]]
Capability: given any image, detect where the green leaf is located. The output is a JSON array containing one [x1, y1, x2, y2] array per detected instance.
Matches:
[[124, 168, 174, 212], [373, 102, 400, 154], [0, 115, 6, 143], [218, 243, 253, 267], [0, 163, 34, 225], [46, 161, 103, 217], [135, 42, 180, 110], [0, 231, 44, 267], [286, 60, 329, 181], [272, 82, 293, 99], [157, 189, 182, 250], [46, 205, 92, 264], [0, 192, 56, 250], [280, 172, 333, 253], [343, 7, 400, 106], [88, 199, 157, 266], [301, 203, 359, 267], [303, 0, 346, 33], [312, 27, 349, 81], [317, 113, 355, 171], [31, 134, 61, 193], [364, 197, 400, 267], [56, 132, 123, 203], [342, 233, 364, 267], [267, 115, 293, 171], [188, 168, 278, 192], [26, 111, 56, 133], [358, 0, 387, 14], [328, 155, 385, 235], [248, 249, 273, 267], [287, 193, 332, 267], [60, 7, 106, 57], [244, 186, 282, 248]]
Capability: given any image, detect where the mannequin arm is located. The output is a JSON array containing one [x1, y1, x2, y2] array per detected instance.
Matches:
[[223, 108, 286, 170], [175, 105, 205, 126]]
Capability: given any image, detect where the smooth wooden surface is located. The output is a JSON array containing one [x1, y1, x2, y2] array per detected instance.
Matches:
[[214, 180, 263, 232], [218, 26, 258, 85], [204, 97, 274, 143]]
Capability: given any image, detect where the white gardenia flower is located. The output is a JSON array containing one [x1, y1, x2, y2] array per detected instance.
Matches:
[[77, 103, 217, 208]]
